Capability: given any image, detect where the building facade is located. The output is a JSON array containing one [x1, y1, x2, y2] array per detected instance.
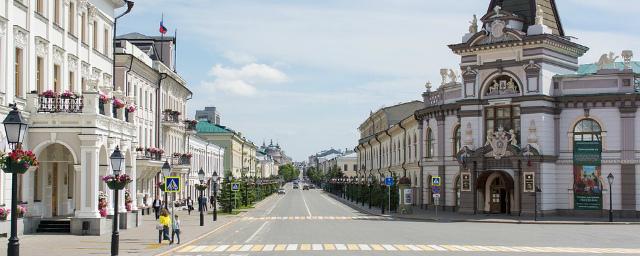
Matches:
[[196, 121, 257, 179], [357, 0, 640, 217]]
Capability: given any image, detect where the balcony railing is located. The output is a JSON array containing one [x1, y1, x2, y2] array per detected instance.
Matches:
[[171, 155, 191, 165], [163, 112, 180, 123], [37, 96, 83, 113], [136, 151, 163, 161]]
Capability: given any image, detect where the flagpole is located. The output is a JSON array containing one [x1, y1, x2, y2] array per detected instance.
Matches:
[[173, 29, 177, 72], [160, 13, 164, 63]]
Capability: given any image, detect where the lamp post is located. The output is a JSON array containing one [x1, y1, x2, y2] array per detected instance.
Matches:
[[109, 147, 125, 256], [4, 104, 29, 256], [607, 173, 614, 222], [161, 161, 171, 209], [212, 171, 219, 221], [198, 168, 205, 226]]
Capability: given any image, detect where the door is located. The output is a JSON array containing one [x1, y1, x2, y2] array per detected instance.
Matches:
[[52, 163, 58, 216], [489, 177, 506, 214]]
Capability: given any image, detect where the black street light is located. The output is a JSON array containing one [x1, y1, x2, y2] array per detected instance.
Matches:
[[607, 173, 614, 222], [4, 104, 29, 256], [212, 171, 219, 221], [109, 147, 125, 256], [161, 161, 171, 209], [198, 168, 205, 226]]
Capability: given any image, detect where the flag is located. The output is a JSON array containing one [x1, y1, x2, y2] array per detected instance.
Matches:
[[159, 20, 168, 35]]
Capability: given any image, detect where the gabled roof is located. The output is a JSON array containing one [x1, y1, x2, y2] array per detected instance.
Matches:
[[487, 0, 564, 36]]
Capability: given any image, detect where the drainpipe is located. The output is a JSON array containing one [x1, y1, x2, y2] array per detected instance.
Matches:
[[399, 122, 407, 178]]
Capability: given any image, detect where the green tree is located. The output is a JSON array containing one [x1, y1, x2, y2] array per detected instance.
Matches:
[[278, 164, 300, 182], [217, 176, 235, 213]]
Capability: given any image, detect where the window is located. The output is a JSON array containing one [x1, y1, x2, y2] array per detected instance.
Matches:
[[14, 48, 23, 97], [103, 29, 109, 54], [81, 13, 87, 43], [343, 164, 348, 172], [69, 2, 76, 35], [36, 57, 44, 93], [426, 128, 433, 158], [573, 119, 602, 142], [92, 21, 98, 49], [485, 105, 521, 145], [54, 0, 61, 25], [353, 164, 358, 171], [54, 64, 61, 92], [36, 0, 44, 15], [453, 125, 462, 155], [69, 71, 75, 92]]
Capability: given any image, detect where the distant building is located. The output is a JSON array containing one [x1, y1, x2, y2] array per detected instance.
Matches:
[[195, 106, 222, 125]]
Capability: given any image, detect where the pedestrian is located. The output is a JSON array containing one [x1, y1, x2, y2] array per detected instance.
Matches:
[[158, 208, 172, 244], [152, 197, 162, 219], [187, 197, 193, 215], [203, 195, 208, 212], [172, 214, 181, 244], [210, 195, 215, 209]]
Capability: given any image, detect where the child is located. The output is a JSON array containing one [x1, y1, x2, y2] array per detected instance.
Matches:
[[158, 209, 171, 244], [172, 214, 181, 244]]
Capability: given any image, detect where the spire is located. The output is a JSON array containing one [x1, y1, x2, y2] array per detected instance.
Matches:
[[486, 0, 564, 36]]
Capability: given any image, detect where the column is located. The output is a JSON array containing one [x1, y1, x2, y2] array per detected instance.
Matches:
[[76, 135, 101, 218], [74, 165, 81, 213]]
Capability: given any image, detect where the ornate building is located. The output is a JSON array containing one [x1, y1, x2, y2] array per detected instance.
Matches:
[[358, 0, 640, 217]]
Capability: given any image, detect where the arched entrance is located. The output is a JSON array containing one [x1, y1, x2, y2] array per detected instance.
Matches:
[[36, 143, 77, 217], [477, 171, 514, 214]]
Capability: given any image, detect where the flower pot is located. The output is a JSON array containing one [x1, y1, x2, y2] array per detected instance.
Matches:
[[107, 181, 126, 190], [2, 160, 30, 174]]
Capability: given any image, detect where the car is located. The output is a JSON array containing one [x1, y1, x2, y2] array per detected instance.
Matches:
[[309, 184, 315, 189], [293, 184, 299, 189], [303, 185, 309, 190], [278, 188, 286, 194]]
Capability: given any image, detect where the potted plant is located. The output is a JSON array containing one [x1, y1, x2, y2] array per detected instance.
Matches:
[[182, 153, 193, 159], [17, 205, 27, 218], [126, 104, 136, 113], [0, 207, 9, 221], [1, 149, 39, 174], [99, 93, 110, 104], [156, 181, 166, 191], [194, 184, 208, 191], [40, 90, 58, 98], [60, 90, 77, 99], [135, 147, 144, 152], [172, 111, 181, 116], [112, 98, 125, 109], [98, 191, 108, 217], [124, 189, 133, 211], [173, 152, 181, 157], [102, 174, 132, 190]]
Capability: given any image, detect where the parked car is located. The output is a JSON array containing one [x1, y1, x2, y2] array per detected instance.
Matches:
[[303, 185, 309, 190], [309, 184, 315, 189], [278, 188, 286, 194], [293, 184, 299, 189]]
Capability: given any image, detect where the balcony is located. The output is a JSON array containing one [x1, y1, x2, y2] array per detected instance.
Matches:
[[37, 95, 84, 113], [136, 150, 164, 161], [184, 120, 198, 133], [162, 110, 181, 123]]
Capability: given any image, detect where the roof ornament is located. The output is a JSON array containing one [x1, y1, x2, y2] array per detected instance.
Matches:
[[440, 69, 449, 85], [468, 14, 478, 34], [596, 52, 619, 70], [424, 81, 432, 92], [621, 50, 634, 70], [535, 5, 545, 25], [493, 5, 502, 16]]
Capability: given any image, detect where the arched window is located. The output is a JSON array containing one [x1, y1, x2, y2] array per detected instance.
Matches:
[[453, 125, 462, 155], [574, 119, 602, 142], [426, 128, 434, 158]]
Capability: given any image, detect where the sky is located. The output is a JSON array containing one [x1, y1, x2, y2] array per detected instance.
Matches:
[[118, 0, 639, 161]]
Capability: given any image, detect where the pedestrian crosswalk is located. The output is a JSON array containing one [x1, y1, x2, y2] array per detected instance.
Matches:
[[176, 243, 640, 254], [239, 216, 392, 221]]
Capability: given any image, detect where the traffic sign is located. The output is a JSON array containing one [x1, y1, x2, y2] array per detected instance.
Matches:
[[432, 186, 440, 194], [231, 183, 240, 191], [431, 176, 441, 186], [384, 177, 394, 186], [432, 193, 441, 198], [164, 176, 181, 192]]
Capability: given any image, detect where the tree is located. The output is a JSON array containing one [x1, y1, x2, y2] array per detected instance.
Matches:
[[278, 164, 300, 182], [217, 177, 235, 213], [306, 167, 324, 185]]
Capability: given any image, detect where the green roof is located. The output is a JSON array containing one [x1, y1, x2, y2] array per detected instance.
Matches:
[[196, 121, 233, 134], [577, 62, 640, 75]]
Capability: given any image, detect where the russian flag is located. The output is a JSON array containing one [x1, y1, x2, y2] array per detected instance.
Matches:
[[159, 20, 168, 35]]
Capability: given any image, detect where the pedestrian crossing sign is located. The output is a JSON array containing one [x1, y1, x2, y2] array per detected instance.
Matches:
[[164, 176, 181, 192], [231, 183, 240, 191], [432, 176, 441, 187]]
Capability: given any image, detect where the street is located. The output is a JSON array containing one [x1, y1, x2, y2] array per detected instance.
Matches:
[[168, 183, 640, 255]]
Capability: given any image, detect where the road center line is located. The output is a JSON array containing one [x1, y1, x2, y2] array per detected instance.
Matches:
[[301, 191, 313, 217], [245, 221, 269, 244]]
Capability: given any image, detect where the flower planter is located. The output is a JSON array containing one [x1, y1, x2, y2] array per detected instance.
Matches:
[[107, 181, 126, 190], [2, 159, 32, 174]]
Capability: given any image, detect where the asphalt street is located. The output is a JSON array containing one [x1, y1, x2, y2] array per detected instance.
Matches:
[[169, 183, 640, 256]]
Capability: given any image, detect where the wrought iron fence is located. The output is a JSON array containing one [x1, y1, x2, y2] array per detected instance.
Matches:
[[37, 96, 84, 113]]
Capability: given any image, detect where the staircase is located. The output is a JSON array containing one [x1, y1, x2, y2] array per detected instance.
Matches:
[[36, 219, 71, 233]]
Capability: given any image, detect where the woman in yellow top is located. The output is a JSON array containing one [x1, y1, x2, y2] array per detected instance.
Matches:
[[158, 208, 172, 244]]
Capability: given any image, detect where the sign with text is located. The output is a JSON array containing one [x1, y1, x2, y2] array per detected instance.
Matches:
[[403, 188, 413, 204], [432, 186, 440, 194], [164, 176, 181, 193], [573, 141, 602, 210], [523, 172, 535, 193]]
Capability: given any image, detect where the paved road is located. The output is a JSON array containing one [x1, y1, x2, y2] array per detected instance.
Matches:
[[168, 183, 640, 255]]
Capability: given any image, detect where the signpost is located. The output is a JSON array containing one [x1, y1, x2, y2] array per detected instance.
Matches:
[[164, 176, 181, 192], [431, 176, 441, 218], [231, 183, 240, 191], [385, 177, 393, 214]]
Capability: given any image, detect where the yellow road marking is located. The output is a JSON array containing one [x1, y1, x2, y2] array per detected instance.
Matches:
[[274, 244, 287, 251], [250, 244, 264, 252], [203, 245, 218, 252], [226, 245, 242, 252], [395, 244, 410, 251], [347, 244, 359, 250], [177, 246, 195, 253], [324, 244, 336, 250], [300, 244, 311, 251]]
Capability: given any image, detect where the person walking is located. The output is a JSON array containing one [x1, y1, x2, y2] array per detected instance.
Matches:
[[187, 197, 193, 215], [158, 208, 172, 244], [152, 197, 162, 219], [210, 195, 215, 209], [171, 214, 181, 244]]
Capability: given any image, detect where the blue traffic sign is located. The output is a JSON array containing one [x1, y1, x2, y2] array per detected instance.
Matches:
[[164, 176, 181, 192], [432, 186, 440, 194], [432, 176, 441, 187], [384, 177, 394, 186], [231, 183, 240, 191]]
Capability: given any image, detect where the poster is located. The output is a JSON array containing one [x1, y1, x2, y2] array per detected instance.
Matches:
[[403, 188, 413, 204], [573, 141, 602, 210]]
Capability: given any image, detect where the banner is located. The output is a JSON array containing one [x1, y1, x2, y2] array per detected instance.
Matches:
[[573, 141, 602, 210]]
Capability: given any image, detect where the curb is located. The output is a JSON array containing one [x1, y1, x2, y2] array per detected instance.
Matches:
[[325, 191, 640, 225]]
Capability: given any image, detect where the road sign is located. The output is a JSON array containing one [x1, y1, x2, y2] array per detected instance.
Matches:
[[384, 177, 394, 186], [431, 176, 441, 187], [432, 186, 440, 194], [433, 193, 441, 198], [231, 183, 240, 191], [164, 176, 181, 192]]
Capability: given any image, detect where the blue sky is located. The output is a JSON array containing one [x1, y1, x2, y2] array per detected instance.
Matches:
[[119, 0, 639, 161]]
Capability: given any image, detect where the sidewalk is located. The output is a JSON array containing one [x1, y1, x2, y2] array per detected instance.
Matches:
[[327, 192, 640, 225], [0, 205, 252, 256]]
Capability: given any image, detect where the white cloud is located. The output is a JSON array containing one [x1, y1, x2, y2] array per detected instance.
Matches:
[[223, 51, 258, 65], [204, 63, 288, 96]]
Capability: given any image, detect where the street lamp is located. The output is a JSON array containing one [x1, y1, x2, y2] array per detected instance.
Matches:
[[4, 104, 28, 256], [198, 168, 205, 226], [161, 161, 171, 209], [109, 147, 125, 256], [212, 171, 219, 221], [607, 173, 614, 222]]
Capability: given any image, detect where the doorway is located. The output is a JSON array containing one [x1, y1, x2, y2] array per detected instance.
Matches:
[[489, 177, 507, 214]]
